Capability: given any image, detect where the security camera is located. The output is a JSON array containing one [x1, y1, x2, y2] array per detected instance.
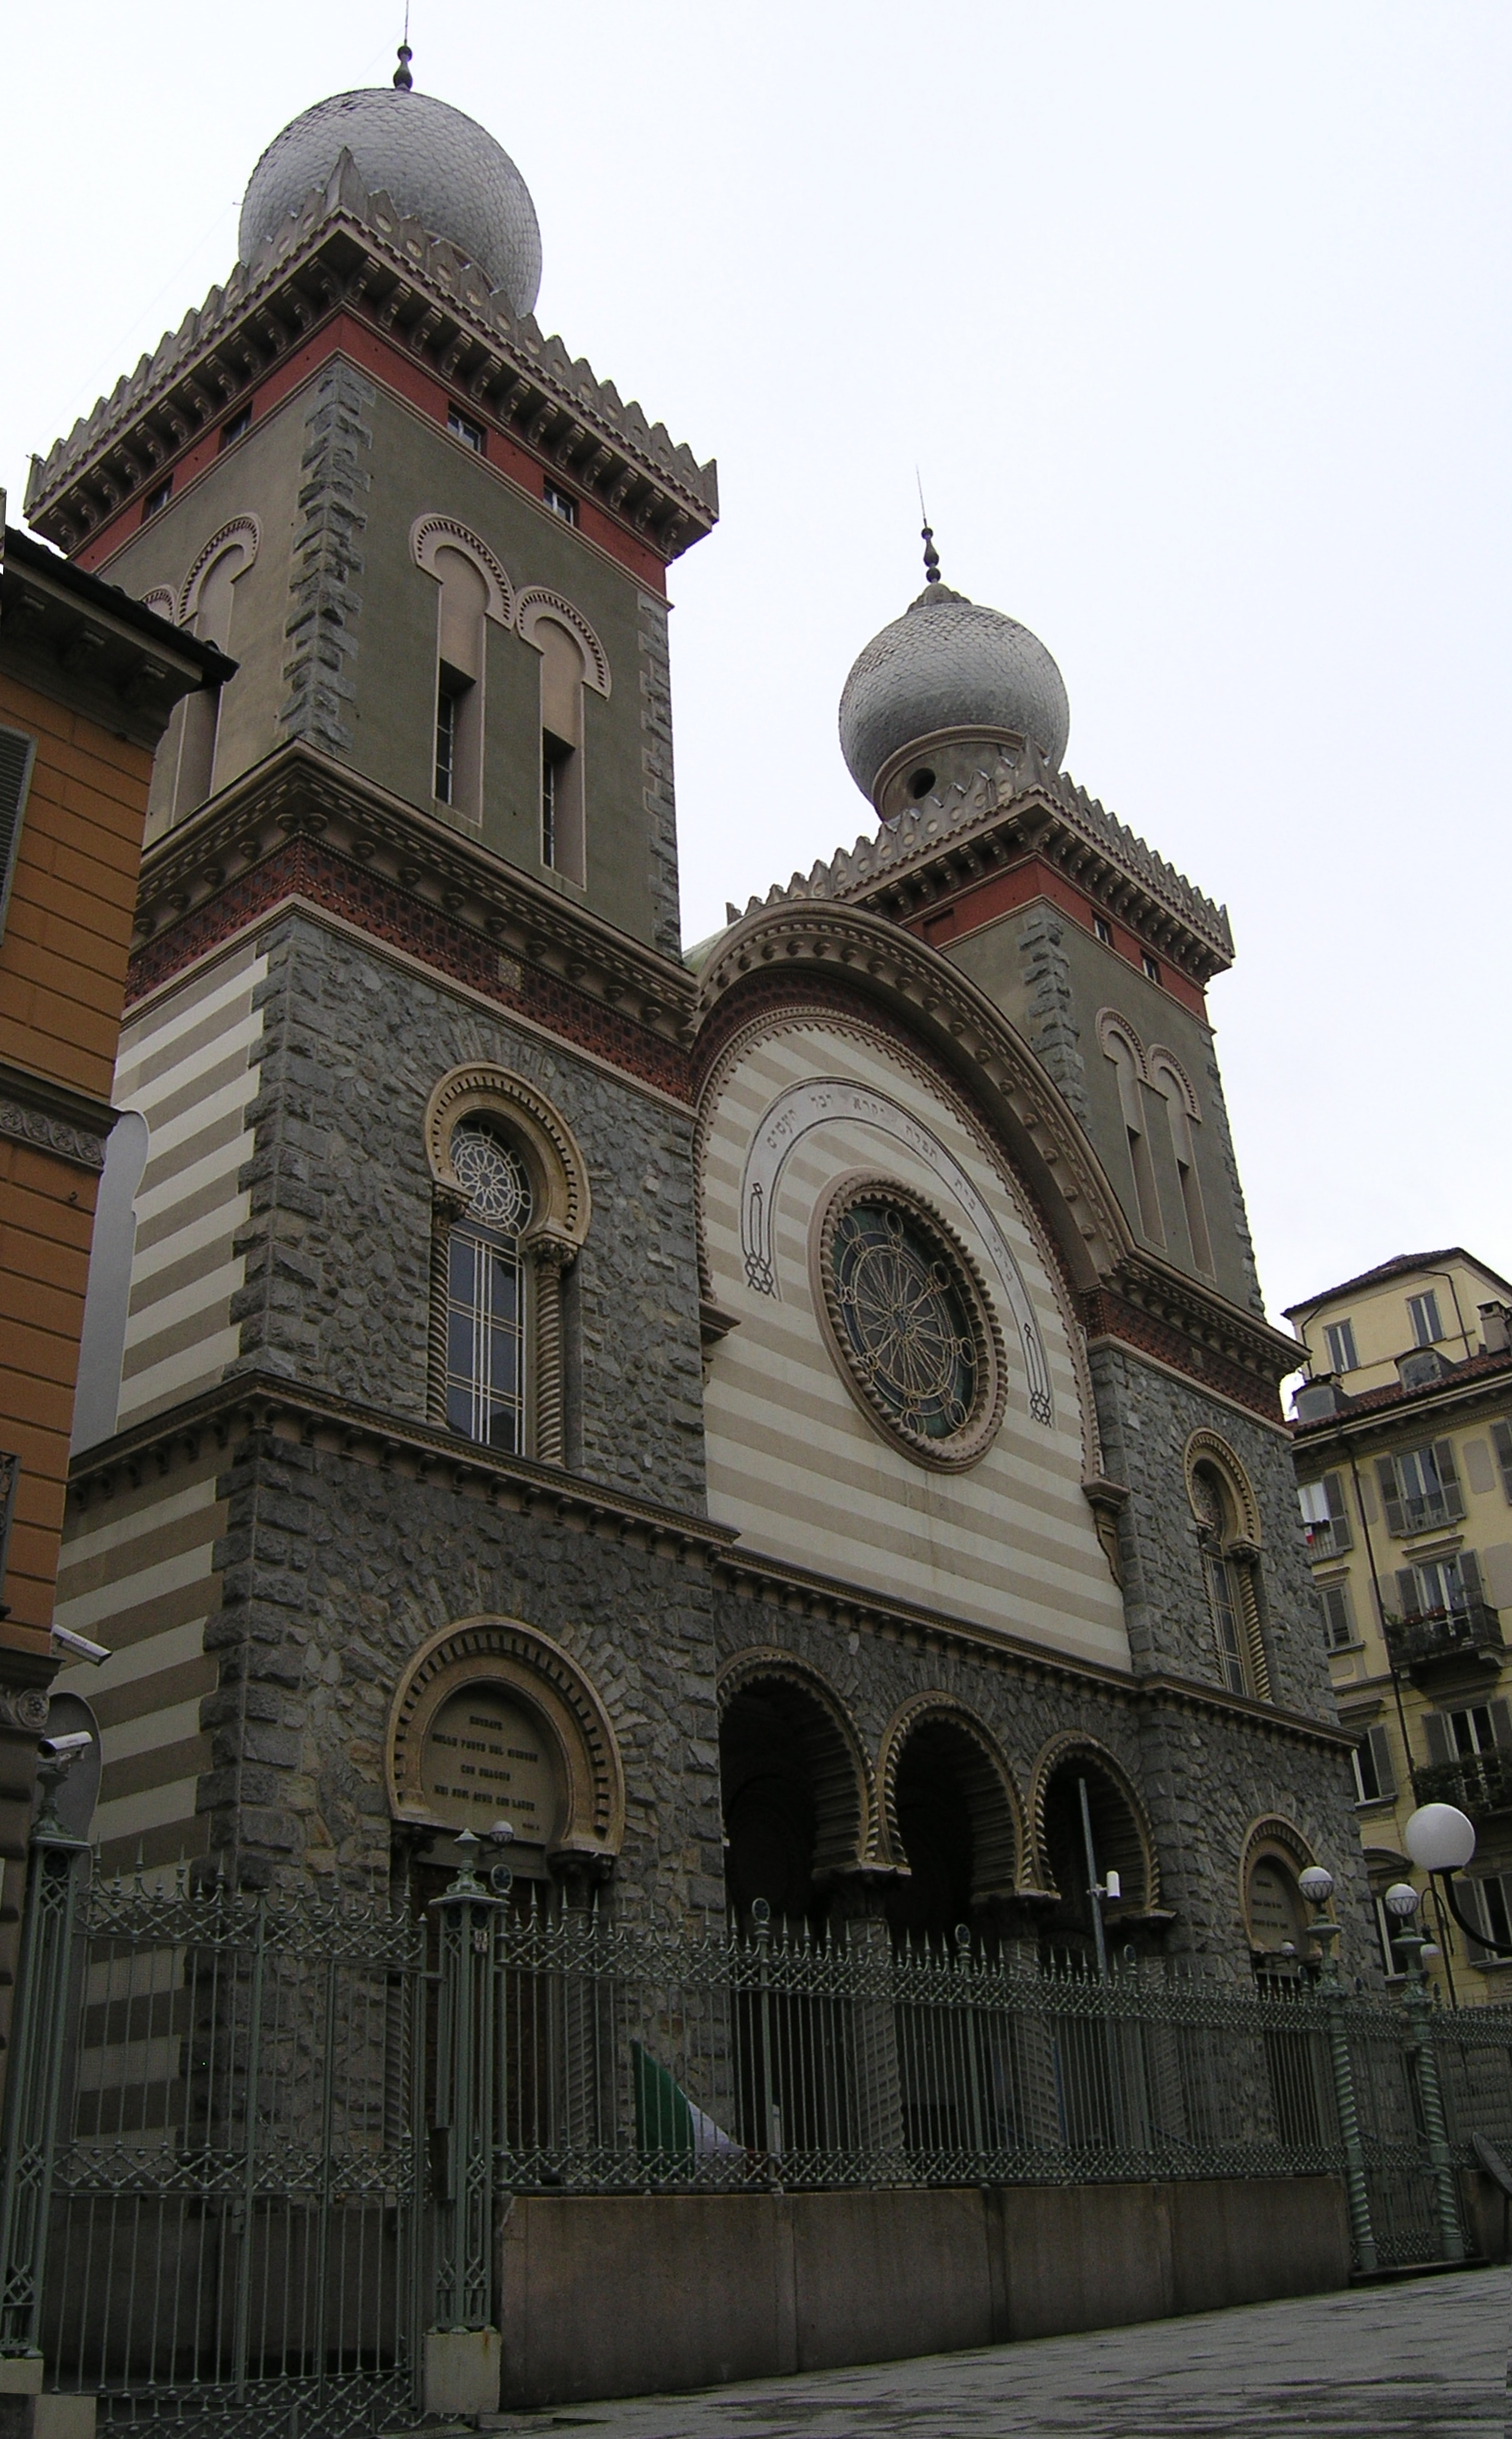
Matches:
[[51, 1624, 110, 1666], [38, 1730, 94, 1759]]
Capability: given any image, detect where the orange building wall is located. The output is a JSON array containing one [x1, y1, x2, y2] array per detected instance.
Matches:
[[0, 667, 153, 1655]]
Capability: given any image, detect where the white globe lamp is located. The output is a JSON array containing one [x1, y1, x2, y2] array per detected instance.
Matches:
[[1404, 1805, 1476, 1874]]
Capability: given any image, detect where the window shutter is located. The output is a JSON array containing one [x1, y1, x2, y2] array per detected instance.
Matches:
[[1434, 1439, 1466, 1522], [1367, 1724, 1396, 1796], [1424, 1712, 1454, 1765], [0, 725, 37, 949], [1492, 1419, 1512, 1500], [1325, 1472, 1352, 1549], [1395, 1568, 1420, 1621], [1377, 1456, 1405, 1536], [1490, 1698, 1512, 1749], [1459, 1548, 1485, 1606]]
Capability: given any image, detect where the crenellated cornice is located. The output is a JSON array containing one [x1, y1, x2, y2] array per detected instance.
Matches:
[[746, 735, 1234, 986], [131, 741, 697, 1048], [25, 152, 718, 562]]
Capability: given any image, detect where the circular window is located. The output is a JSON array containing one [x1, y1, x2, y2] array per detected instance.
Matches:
[[451, 1123, 531, 1228], [815, 1181, 1005, 1469]]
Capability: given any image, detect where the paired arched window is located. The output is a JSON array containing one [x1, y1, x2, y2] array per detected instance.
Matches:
[[1097, 1015, 1214, 1276], [1187, 1436, 1271, 1701], [410, 525, 609, 873], [145, 516, 259, 836], [424, 1065, 591, 1466]]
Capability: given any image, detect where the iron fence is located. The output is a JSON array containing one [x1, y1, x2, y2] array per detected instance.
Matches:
[[0, 1833, 1501, 2439]]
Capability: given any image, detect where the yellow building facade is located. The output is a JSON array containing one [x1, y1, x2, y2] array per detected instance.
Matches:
[[1287, 1249, 1512, 2002]]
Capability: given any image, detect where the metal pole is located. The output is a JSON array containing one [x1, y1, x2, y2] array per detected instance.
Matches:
[[1312, 1923, 1378, 2275], [1396, 1929, 1465, 2264], [430, 1835, 504, 2331], [1077, 1778, 1108, 1983]]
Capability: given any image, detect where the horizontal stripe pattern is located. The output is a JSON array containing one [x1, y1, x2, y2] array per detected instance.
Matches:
[[702, 1023, 1130, 1669], [54, 1454, 223, 1868], [113, 944, 264, 1427]]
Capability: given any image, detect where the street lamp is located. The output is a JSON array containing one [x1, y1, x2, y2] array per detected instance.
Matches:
[[1403, 1802, 1512, 1956]]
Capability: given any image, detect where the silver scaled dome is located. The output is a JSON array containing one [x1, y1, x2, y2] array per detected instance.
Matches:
[[839, 578, 1070, 799], [240, 85, 542, 319]]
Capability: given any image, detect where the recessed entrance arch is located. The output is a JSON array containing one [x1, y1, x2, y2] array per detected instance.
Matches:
[[877, 1698, 1021, 1947], [1031, 1736, 1160, 1957], [718, 1652, 869, 1932]]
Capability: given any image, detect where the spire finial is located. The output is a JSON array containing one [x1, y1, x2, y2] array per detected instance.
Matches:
[[916, 470, 941, 585], [394, 5, 414, 88]]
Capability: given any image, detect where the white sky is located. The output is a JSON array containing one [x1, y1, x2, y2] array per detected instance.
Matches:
[[5, 3, 1509, 1335]]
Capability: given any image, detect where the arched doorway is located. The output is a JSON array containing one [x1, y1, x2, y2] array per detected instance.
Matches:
[[878, 1707, 1020, 1951], [718, 1665, 865, 1934], [1035, 1743, 1156, 1967]]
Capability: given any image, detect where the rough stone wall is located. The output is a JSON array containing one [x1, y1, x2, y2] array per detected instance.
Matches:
[[230, 910, 707, 1511], [1089, 1343, 1331, 1718], [204, 1432, 724, 1910], [277, 364, 374, 754], [708, 1588, 1376, 1982], [1014, 907, 1088, 1120], [637, 591, 682, 960]]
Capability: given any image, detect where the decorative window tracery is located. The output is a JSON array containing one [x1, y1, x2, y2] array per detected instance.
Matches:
[[424, 1065, 591, 1467], [814, 1176, 1005, 1471]]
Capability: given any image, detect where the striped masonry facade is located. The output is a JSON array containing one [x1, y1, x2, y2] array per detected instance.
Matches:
[[53, 1448, 224, 1870], [701, 1020, 1131, 1670], [113, 941, 265, 1428]]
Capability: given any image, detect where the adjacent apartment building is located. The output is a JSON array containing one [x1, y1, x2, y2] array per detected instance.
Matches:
[[1288, 1249, 1512, 1999], [0, 504, 227, 2103]]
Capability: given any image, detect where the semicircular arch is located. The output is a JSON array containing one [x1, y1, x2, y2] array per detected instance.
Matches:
[[410, 515, 514, 625], [424, 1063, 591, 1253], [516, 589, 611, 696], [718, 1647, 871, 1875], [1028, 1731, 1161, 1911], [877, 1694, 1023, 1901], [388, 1614, 624, 1861]]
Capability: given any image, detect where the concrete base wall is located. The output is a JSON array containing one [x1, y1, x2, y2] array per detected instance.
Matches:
[[499, 2176, 1352, 2408]]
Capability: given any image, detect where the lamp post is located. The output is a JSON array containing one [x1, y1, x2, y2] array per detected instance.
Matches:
[[1380, 1876, 1465, 2262], [1404, 1802, 1512, 1960], [1294, 1864, 1378, 2274]]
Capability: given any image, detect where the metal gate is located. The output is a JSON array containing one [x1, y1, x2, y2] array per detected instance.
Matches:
[[0, 1815, 429, 2439]]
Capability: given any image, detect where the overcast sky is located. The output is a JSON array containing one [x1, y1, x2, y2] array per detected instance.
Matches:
[[5, 4, 1509, 1340]]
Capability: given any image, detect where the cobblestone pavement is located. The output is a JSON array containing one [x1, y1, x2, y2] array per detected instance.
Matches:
[[493, 2269, 1509, 2437]]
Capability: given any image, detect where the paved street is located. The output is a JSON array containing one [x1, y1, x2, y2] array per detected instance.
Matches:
[[491, 2269, 1509, 2437]]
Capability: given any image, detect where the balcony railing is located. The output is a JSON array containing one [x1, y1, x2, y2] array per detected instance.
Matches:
[[1411, 1747, 1512, 1817], [1385, 1601, 1504, 1675]]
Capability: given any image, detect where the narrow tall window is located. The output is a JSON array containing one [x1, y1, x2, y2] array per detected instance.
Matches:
[[1298, 1471, 1351, 1558], [1352, 1725, 1395, 1803], [150, 533, 252, 833], [444, 1124, 531, 1452], [1408, 1289, 1443, 1349], [1208, 1555, 1248, 1695], [1152, 1064, 1213, 1277], [430, 546, 488, 823], [1323, 1318, 1358, 1375], [1102, 1029, 1164, 1247], [1319, 1582, 1354, 1650], [537, 616, 587, 885]]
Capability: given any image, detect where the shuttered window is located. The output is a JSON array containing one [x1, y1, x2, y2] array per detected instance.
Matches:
[[1319, 1583, 1355, 1650], [1424, 1699, 1512, 1765], [0, 725, 37, 948], [1324, 1319, 1358, 1374], [1492, 1419, 1512, 1503], [1466, 1873, 1512, 1959], [1351, 1724, 1395, 1803], [1376, 1440, 1465, 1535], [1299, 1472, 1352, 1557]]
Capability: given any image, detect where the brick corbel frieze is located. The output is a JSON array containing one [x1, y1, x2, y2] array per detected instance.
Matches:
[[1086, 1260, 1299, 1424], [126, 742, 696, 1098]]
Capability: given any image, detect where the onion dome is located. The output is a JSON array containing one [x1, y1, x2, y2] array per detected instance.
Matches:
[[239, 52, 542, 318], [839, 528, 1070, 802]]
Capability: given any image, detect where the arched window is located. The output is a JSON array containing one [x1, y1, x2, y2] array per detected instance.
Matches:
[[1150, 1052, 1213, 1277], [424, 1064, 592, 1467], [516, 591, 610, 891], [411, 518, 514, 830], [431, 546, 488, 823], [1097, 1013, 1164, 1247], [443, 1122, 532, 1450], [145, 517, 258, 836], [1188, 1441, 1271, 1701]]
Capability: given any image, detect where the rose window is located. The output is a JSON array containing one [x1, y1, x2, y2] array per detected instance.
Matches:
[[817, 1183, 1005, 1468]]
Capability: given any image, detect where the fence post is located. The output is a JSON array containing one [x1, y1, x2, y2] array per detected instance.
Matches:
[[0, 1759, 89, 2361], [1396, 1930, 1465, 2265], [1313, 1923, 1378, 2275], [426, 1834, 506, 2418]]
